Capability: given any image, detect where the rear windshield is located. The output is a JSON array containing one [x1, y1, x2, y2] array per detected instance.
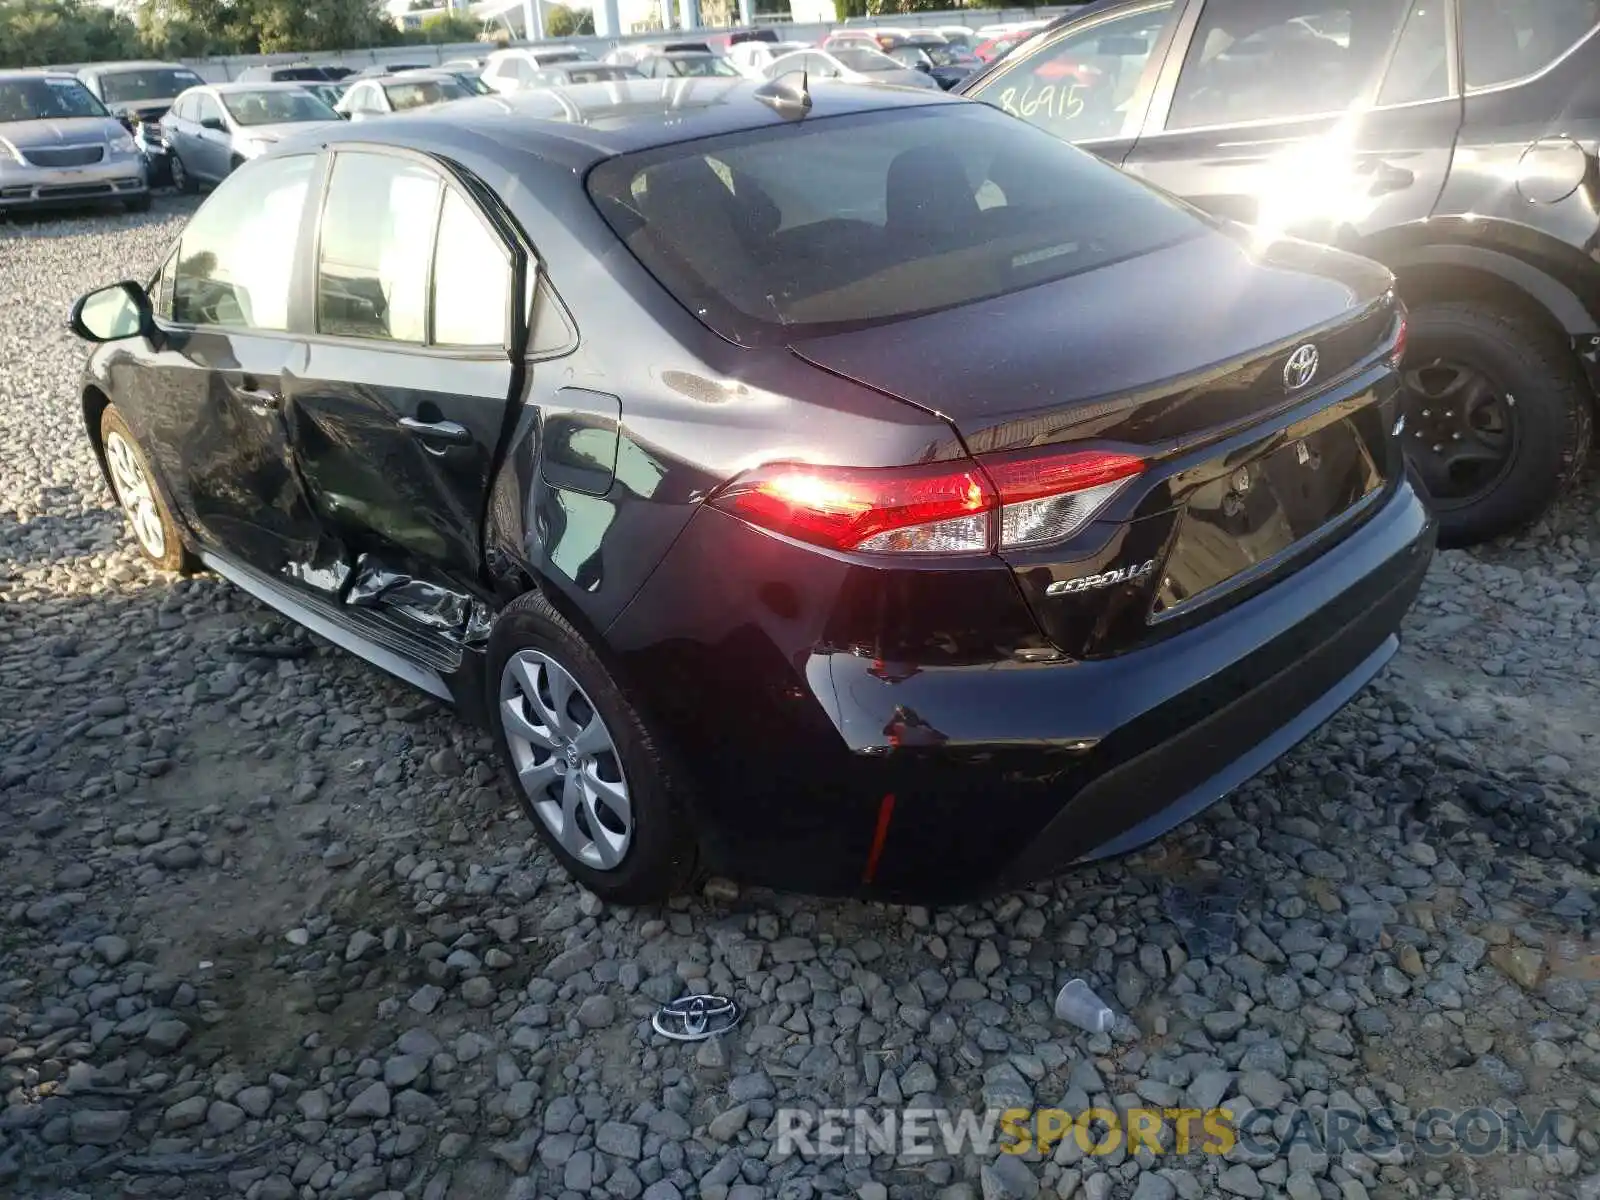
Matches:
[[383, 78, 470, 109], [223, 89, 338, 124], [586, 103, 1203, 345], [833, 48, 903, 72], [101, 68, 205, 103]]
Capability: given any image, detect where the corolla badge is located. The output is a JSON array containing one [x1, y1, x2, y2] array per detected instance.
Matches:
[[1046, 558, 1157, 597], [1283, 343, 1320, 391]]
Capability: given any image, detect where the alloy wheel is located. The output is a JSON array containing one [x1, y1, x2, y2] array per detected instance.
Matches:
[[500, 648, 632, 870], [170, 154, 188, 191], [1401, 358, 1518, 508], [104, 430, 166, 559]]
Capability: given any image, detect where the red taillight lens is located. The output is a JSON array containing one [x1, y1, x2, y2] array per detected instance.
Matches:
[[1387, 310, 1408, 368], [711, 448, 1145, 555], [711, 461, 995, 553]]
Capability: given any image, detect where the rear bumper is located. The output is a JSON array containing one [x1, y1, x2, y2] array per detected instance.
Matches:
[[0, 159, 147, 209], [608, 474, 1435, 901]]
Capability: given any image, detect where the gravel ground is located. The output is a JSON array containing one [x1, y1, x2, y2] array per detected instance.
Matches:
[[3, 198, 1600, 1200]]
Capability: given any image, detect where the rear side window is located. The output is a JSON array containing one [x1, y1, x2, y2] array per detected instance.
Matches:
[[586, 104, 1202, 346], [432, 190, 511, 347], [317, 152, 441, 342], [1460, 0, 1600, 89], [1167, 0, 1412, 129], [170, 155, 312, 330]]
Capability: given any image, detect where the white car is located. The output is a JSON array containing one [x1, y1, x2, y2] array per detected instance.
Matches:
[[761, 48, 940, 92], [481, 46, 596, 93], [726, 40, 811, 78], [334, 72, 475, 121]]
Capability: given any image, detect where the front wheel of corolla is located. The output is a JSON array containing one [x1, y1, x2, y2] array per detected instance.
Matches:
[[99, 406, 194, 573], [487, 591, 698, 905]]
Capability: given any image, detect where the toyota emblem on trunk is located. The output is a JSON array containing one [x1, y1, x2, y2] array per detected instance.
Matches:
[[1283, 344, 1320, 391]]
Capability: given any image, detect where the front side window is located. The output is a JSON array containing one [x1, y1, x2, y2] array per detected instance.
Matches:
[[973, 3, 1175, 141], [222, 89, 339, 125], [1167, 0, 1411, 129], [194, 94, 226, 126], [0, 77, 107, 122], [587, 104, 1202, 346], [317, 152, 441, 342], [171, 155, 313, 330], [100, 69, 205, 104], [1460, 0, 1600, 89], [432, 190, 511, 347]]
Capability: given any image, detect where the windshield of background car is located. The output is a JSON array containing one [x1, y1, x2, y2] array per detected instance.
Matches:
[[560, 66, 644, 83], [833, 48, 902, 72], [0, 77, 109, 121], [383, 79, 469, 109], [656, 56, 738, 77], [101, 69, 205, 103], [586, 103, 1204, 345], [223, 89, 339, 125]]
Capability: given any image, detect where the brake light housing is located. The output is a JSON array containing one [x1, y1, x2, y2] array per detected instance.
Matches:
[[1387, 308, 1408, 369], [709, 447, 1144, 555]]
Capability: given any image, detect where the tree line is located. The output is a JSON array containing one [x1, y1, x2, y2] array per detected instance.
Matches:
[[0, 0, 592, 68]]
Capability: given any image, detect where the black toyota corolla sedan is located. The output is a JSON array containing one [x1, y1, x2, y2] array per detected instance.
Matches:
[[70, 79, 1434, 904]]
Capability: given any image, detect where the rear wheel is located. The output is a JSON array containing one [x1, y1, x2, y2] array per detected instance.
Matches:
[[1400, 302, 1592, 548], [99, 407, 193, 573], [169, 152, 196, 194], [487, 591, 698, 904]]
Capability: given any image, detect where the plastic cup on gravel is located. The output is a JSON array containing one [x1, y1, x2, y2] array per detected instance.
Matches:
[[1054, 978, 1115, 1033]]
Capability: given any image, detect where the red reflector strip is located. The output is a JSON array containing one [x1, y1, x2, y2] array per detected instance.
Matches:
[[861, 792, 897, 885]]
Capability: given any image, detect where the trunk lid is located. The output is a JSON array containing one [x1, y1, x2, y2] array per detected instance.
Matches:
[[789, 228, 1404, 658]]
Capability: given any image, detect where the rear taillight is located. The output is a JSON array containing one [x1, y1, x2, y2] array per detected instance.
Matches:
[[1387, 309, 1408, 369], [709, 448, 1143, 555]]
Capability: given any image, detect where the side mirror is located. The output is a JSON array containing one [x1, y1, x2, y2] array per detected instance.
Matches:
[[200, 116, 226, 132], [70, 281, 156, 344]]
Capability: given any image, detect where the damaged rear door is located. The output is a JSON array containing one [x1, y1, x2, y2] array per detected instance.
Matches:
[[283, 147, 523, 636]]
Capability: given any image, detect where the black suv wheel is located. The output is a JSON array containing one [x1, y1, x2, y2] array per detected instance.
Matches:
[[1400, 303, 1592, 548]]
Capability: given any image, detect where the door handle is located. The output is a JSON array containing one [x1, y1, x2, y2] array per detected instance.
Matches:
[[1366, 163, 1414, 197], [398, 416, 471, 445], [227, 377, 280, 410]]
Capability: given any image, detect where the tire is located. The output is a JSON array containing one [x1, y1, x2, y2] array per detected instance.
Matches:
[[487, 591, 699, 904], [169, 152, 196, 194], [1401, 302, 1593, 548], [123, 192, 152, 213], [99, 407, 194, 573]]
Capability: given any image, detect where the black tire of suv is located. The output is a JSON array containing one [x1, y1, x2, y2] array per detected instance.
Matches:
[[486, 590, 700, 905], [99, 407, 195, 574], [1403, 302, 1592, 548]]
